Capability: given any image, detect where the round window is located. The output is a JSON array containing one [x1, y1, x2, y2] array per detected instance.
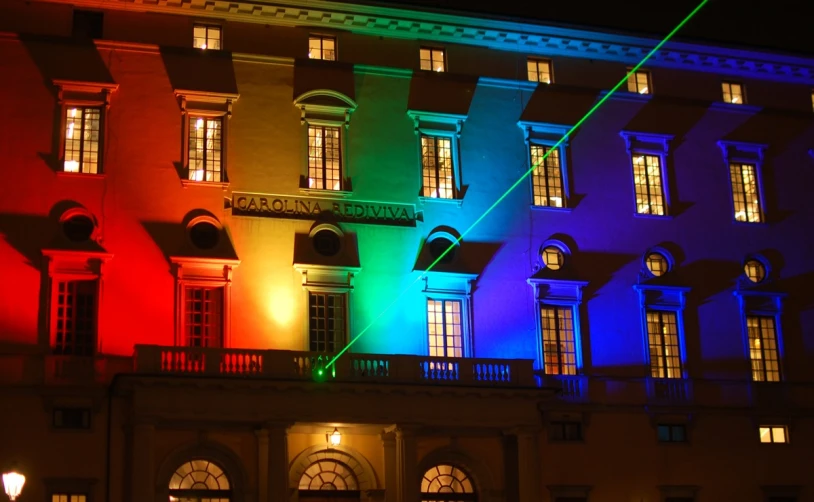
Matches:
[[744, 259, 766, 283], [62, 215, 95, 242], [313, 229, 341, 257], [429, 237, 457, 264], [189, 222, 220, 250], [541, 246, 564, 270], [645, 252, 669, 277]]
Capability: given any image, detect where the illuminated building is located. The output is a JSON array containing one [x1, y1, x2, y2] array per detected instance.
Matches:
[[0, 1, 813, 501]]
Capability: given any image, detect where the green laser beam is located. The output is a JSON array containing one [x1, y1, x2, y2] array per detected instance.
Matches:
[[324, 0, 708, 372]]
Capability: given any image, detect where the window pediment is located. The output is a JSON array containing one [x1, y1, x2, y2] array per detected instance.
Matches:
[[43, 249, 112, 276], [294, 89, 357, 126], [53, 79, 118, 108], [294, 263, 360, 292], [527, 278, 587, 304], [634, 284, 689, 310], [718, 140, 767, 164], [175, 88, 239, 116], [422, 271, 476, 296], [518, 120, 571, 145], [170, 256, 240, 283], [620, 130, 673, 154], [407, 109, 466, 136]]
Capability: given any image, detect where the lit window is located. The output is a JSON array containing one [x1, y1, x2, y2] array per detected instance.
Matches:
[[542, 246, 564, 270], [646, 310, 682, 379], [530, 145, 564, 207], [184, 286, 223, 348], [420, 47, 446, 72], [540, 306, 576, 375], [657, 424, 686, 442], [308, 126, 342, 191], [309, 292, 346, 352], [627, 69, 651, 94], [730, 162, 762, 223], [632, 154, 666, 215], [722, 81, 744, 104], [549, 421, 582, 441], [421, 135, 454, 199], [169, 459, 231, 500], [811, 89, 814, 112], [645, 252, 669, 277], [308, 35, 336, 61], [527, 58, 552, 84], [188, 116, 223, 183], [759, 426, 788, 443], [299, 460, 358, 490], [421, 465, 475, 501], [53, 280, 97, 356], [427, 299, 463, 358], [744, 259, 766, 283], [748, 316, 781, 382], [52, 495, 87, 502], [193, 24, 221, 50], [63, 106, 101, 174]]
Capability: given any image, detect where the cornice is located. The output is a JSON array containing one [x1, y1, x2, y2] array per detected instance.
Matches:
[[39, 0, 814, 84]]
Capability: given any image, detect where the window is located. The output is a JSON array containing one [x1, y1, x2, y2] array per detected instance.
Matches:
[[421, 135, 454, 199], [722, 81, 744, 104], [193, 24, 222, 50], [312, 228, 342, 257], [169, 459, 231, 501], [299, 459, 358, 491], [530, 145, 565, 207], [420, 47, 446, 72], [645, 252, 670, 277], [427, 299, 463, 358], [748, 316, 780, 382], [309, 292, 346, 353], [53, 280, 98, 356], [184, 286, 223, 348], [52, 495, 87, 502], [53, 408, 91, 429], [744, 259, 766, 283], [549, 421, 582, 441], [189, 116, 223, 182], [657, 424, 687, 442], [308, 126, 342, 191], [730, 162, 762, 223], [632, 154, 666, 215], [541, 246, 564, 270], [189, 221, 220, 250], [759, 425, 788, 443], [541, 306, 577, 375], [63, 107, 101, 174], [421, 465, 475, 501], [646, 311, 682, 379], [309, 35, 336, 61], [428, 236, 458, 264], [72, 10, 103, 39], [811, 89, 814, 112], [627, 69, 651, 94], [527, 58, 552, 84]]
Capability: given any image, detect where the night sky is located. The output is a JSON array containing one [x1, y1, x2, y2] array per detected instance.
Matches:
[[360, 0, 814, 56]]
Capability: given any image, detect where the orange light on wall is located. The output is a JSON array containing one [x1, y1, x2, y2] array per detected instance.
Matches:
[[2, 469, 25, 501]]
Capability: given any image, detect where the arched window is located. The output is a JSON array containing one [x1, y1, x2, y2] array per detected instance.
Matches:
[[420, 464, 476, 501], [299, 459, 360, 501], [168, 459, 231, 502]]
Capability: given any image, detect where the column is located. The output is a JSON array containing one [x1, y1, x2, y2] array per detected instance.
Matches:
[[380, 432, 397, 502], [267, 423, 290, 502], [512, 428, 541, 502], [131, 421, 155, 502], [256, 429, 269, 502], [394, 427, 418, 502]]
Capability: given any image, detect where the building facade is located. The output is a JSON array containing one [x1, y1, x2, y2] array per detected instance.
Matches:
[[1, 1, 813, 501]]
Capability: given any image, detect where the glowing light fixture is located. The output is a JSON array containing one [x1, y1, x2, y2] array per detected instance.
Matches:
[[2, 469, 25, 501], [326, 427, 341, 446]]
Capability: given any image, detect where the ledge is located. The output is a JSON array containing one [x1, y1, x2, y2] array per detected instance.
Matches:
[[418, 196, 464, 208], [599, 89, 653, 103], [181, 180, 230, 190], [57, 171, 106, 180], [530, 205, 572, 213], [299, 188, 354, 199], [709, 101, 762, 114]]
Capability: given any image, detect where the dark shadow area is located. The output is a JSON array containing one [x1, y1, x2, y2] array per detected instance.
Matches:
[[674, 259, 740, 303], [518, 84, 598, 128], [758, 248, 786, 281], [0, 213, 53, 269], [141, 210, 239, 264], [775, 270, 814, 374], [563, 146, 586, 209], [159, 46, 238, 95], [292, 232, 360, 269], [413, 240, 501, 276], [408, 71, 477, 116], [756, 157, 793, 224], [573, 251, 638, 301], [293, 58, 356, 101]]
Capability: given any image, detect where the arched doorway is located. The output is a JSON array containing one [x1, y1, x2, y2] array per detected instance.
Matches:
[[298, 459, 361, 502], [168, 459, 231, 501], [420, 464, 477, 502]]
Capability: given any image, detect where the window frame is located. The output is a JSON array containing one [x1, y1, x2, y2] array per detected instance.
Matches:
[[409, 110, 467, 205], [519, 121, 573, 211], [627, 68, 652, 94], [293, 264, 360, 353], [734, 290, 785, 384], [193, 22, 223, 50], [634, 284, 690, 391], [759, 425, 790, 444], [53, 80, 118, 177], [620, 131, 673, 218], [419, 46, 447, 72], [528, 273, 587, 374], [656, 423, 688, 443], [718, 141, 768, 225], [307, 290, 348, 353], [645, 309, 684, 379], [721, 80, 746, 104], [308, 34, 337, 61], [422, 272, 475, 359], [527, 57, 553, 84], [175, 89, 239, 188], [538, 304, 580, 376]]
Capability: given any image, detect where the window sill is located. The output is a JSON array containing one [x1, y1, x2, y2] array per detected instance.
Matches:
[[600, 90, 653, 102], [710, 101, 762, 113], [530, 204, 572, 213], [733, 220, 769, 227], [419, 196, 463, 208], [633, 212, 673, 220], [181, 180, 230, 190], [299, 188, 353, 199], [57, 171, 106, 180]]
